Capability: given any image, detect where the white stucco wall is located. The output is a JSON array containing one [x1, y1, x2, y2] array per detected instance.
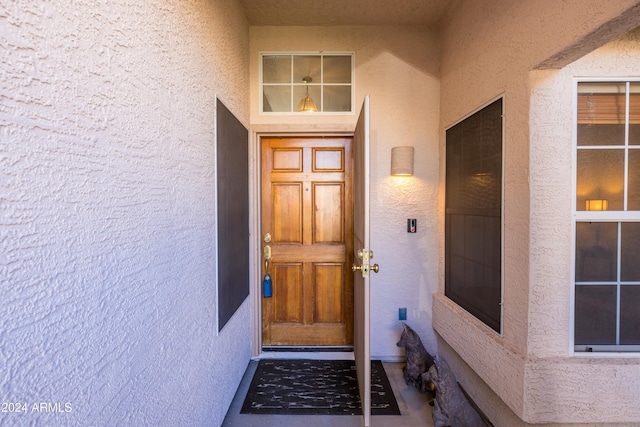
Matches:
[[249, 26, 440, 360], [1, 1, 250, 426], [435, 1, 640, 425]]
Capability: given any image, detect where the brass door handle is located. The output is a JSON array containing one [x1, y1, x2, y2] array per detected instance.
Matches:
[[371, 263, 379, 273], [352, 264, 362, 272]]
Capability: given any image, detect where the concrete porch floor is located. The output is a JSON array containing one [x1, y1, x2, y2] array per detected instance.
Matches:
[[222, 357, 434, 427]]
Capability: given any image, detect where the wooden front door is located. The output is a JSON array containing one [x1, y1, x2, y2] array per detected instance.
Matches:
[[261, 136, 354, 346]]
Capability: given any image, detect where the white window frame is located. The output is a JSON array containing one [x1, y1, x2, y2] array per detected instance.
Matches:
[[572, 78, 640, 355], [259, 52, 355, 115]]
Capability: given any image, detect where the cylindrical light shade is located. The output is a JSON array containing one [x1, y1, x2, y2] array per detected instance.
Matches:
[[586, 199, 608, 211], [390, 146, 414, 176]]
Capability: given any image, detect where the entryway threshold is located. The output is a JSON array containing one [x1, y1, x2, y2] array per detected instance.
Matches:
[[256, 347, 355, 361]]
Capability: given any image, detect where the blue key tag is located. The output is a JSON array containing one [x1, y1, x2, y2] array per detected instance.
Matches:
[[263, 273, 272, 298]]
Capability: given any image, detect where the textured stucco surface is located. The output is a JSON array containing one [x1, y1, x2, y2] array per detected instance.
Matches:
[[1, 1, 250, 426], [436, 1, 640, 425], [249, 25, 441, 360], [524, 28, 640, 425], [239, 0, 459, 26]]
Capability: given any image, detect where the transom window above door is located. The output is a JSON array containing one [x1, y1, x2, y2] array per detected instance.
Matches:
[[260, 53, 354, 114]]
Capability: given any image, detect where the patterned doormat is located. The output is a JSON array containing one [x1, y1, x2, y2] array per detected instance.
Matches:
[[240, 359, 401, 416]]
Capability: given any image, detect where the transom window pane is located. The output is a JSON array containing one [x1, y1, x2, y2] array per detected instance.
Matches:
[[293, 85, 321, 110], [323, 86, 351, 112], [261, 53, 354, 114], [293, 55, 321, 84], [323, 56, 352, 83], [263, 56, 292, 83], [263, 85, 291, 112]]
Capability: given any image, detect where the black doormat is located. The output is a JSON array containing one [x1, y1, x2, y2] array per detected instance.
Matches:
[[240, 359, 401, 416]]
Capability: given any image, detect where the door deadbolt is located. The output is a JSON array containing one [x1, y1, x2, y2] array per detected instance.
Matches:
[[352, 263, 379, 274]]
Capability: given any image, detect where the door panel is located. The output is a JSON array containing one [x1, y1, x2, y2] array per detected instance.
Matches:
[[272, 263, 303, 323], [273, 148, 303, 171], [272, 184, 303, 243], [353, 96, 371, 426], [262, 137, 354, 346], [313, 183, 344, 243], [314, 263, 344, 323]]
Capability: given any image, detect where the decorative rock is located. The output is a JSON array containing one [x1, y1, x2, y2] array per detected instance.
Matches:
[[396, 322, 435, 393], [422, 357, 486, 427]]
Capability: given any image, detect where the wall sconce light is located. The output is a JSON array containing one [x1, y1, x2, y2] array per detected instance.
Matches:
[[586, 199, 608, 211], [390, 146, 414, 176], [296, 76, 318, 113]]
